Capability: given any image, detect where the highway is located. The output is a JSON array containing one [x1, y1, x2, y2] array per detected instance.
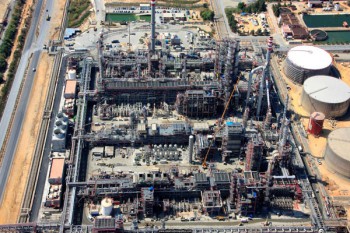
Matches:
[[0, 0, 54, 203]]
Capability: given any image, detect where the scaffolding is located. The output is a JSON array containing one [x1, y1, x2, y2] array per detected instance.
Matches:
[[176, 90, 218, 118]]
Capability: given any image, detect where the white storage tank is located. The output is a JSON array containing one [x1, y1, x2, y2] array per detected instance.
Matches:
[[100, 198, 113, 216], [301, 75, 350, 117], [67, 69, 77, 80], [324, 128, 350, 178], [283, 46, 332, 84]]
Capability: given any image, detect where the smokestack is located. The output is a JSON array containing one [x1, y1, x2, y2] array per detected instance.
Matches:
[[266, 36, 273, 67], [151, 0, 156, 52]]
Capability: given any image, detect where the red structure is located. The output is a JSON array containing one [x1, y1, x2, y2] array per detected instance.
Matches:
[[308, 112, 325, 136]]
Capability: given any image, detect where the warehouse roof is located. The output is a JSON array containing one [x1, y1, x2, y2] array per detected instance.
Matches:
[[49, 158, 65, 180], [303, 75, 350, 104], [64, 80, 77, 97], [287, 45, 332, 70]]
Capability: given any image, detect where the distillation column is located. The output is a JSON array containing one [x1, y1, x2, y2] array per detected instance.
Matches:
[[151, 0, 156, 52]]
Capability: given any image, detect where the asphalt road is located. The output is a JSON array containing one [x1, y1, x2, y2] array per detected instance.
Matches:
[[30, 56, 67, 222], [0, 0, 54, 203]]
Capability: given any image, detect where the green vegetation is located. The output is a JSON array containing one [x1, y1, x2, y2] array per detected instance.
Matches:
[[236, 0, 267, 13], [272, 3, 281, 17], [225, 8, 238, 33], [200, 9, 215, 21], [68, 0, 91, 28], [0, 0, 30, 118], [0, 0, 26, 82]]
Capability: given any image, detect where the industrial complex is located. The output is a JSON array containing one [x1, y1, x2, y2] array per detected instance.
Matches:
[[0, 0, 350, 232]]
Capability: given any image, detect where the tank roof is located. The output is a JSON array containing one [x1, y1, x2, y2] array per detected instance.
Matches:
[[328, 128, 350, 162], [303, 76, 350, 104], [287, 45, 332, 70], [310, 112, 325, 120]]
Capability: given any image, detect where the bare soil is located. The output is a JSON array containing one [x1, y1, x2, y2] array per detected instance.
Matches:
[[0, 0, 11, 21]]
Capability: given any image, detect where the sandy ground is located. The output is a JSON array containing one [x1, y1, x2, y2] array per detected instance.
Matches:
[[0, 0, 66, 223], [0, 0, 11, 21]]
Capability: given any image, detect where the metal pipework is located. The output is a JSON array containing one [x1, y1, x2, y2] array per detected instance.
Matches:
[[151, 0, 156, 52], [256, 66, 266, 117], [246, 66, 264, 105], [280, 118, 290, 149], [256, 37, 273, 117]]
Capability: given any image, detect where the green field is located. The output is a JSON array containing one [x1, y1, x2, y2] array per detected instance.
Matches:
[[106, 14, 151, 22]]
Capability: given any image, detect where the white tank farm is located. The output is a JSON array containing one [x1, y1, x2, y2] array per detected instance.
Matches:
[[301, 75, 350, 118], [100, 198, 113, 216], [324, 128, 350, 179], [283, 46, 332, 84]]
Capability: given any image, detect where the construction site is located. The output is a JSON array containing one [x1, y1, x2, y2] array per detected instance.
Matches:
[[2, 0, 350, 232]]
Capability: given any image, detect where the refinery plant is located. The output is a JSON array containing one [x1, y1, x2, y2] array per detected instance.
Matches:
[[1, 0, 350, 233]]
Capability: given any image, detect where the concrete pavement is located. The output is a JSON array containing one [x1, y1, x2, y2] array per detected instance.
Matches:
[[0, 0, 54, 203]]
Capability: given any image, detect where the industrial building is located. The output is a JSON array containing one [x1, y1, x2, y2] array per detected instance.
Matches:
[[324, 127, 350, 179], [301, 75, 350, 117], [283, 46, 332, 84]]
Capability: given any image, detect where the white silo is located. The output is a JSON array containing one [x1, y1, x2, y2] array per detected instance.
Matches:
[[283, 46, 332, 84], [67, 69, 77, 80], [324, 128, 350, 178], [100, 198, 113, 216]]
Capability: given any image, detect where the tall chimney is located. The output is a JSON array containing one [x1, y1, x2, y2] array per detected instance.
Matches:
[[151, 0, 156, 52]]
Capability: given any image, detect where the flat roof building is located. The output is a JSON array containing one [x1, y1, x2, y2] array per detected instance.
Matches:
[[49, 158, 65, 185]]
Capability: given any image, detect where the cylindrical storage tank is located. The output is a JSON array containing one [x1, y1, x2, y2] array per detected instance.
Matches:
[[55, 120, 67, 131], [101, 198, 113, 216], [301, 76, 350, 118], [324, 128, 350, 178], [67, 69, 76, 79], [283, 46, 332, 84], [308, 112, 325, 136], [53, 128, 65, 139], [56, 112, 68, 122]]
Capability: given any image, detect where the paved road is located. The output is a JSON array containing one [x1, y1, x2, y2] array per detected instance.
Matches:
[[0, 0, 54, 203], [30, 56, 67, 222]]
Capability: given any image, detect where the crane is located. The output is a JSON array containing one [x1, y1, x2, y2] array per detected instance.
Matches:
[[202, 77, 242, 169]]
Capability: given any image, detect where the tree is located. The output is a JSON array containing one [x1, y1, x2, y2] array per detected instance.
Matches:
[[263, 28, 269, 36], [203, 3, 208, 8], [0, 56, 7, 72], [256, 28, 262, 35], [250, 29, 255, 35], [238, 2, 246, 12], [200, 9, 215, 21], [272, 3, 281, 17], [347, 0, 350, 6]]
